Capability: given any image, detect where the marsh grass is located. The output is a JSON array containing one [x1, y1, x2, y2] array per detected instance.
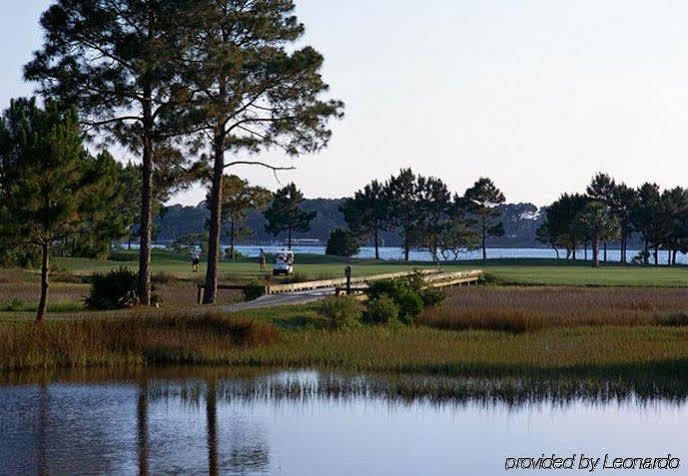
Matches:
[[419, 286, 688, 333], [0, 313, 278, 371]]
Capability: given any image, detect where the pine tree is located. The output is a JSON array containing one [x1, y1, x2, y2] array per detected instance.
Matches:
[[0, 98, 95, 322], [264, 183, 316, 250], [385, 169, 420, 261], [463, 178, 506, 260], [207, 175, 271, 260], [576, 201, 620, 268], [174, 0, 343, 303], [26, 0, 198, 305], [340, 180, 391, 260]]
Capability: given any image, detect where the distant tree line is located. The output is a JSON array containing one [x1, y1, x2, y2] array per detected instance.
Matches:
[[338, 169, 506, 262], [537, 173, 688, 267]]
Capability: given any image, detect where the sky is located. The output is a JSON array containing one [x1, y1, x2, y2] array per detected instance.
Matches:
[[3, 0, 688, 207]]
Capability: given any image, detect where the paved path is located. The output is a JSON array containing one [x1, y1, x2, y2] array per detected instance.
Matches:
[[211, 288, 335, 313]]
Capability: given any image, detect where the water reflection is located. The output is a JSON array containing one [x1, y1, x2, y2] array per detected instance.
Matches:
[[1, 369, 687, 475]]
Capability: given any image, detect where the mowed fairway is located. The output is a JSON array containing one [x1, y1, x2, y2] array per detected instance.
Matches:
[[53, 255, 688, 287]]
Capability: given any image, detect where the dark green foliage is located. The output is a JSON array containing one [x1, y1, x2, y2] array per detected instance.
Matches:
[[26, 0, 199, 306], [0, 98, 95, 322], [366, 279, 424, 325], [462, 177, 506, 260], [264, 183, 317, 249], [2, 299, 24, 312], [326, 229, 360, 257], [214, 176, 271, 260], [419, 287, 446, 307], [71, 152, 136, 258], [365, 295, 400, 324], [317, 296, 364, 329], [243, 281, 267, 302], [86, 267, 143, 310], [340, 180, 390, 259], [632, 183, 663, 265], [576, 201, 620, 267], [385, 168, 420, 261]]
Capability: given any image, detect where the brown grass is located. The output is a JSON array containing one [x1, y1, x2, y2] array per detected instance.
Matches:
[[418, 286, 688, 333], [0, 313, 278, 371]]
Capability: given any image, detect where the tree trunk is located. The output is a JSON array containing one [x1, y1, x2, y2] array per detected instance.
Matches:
[[138, 91, 154, 306], [621, 233, 626, 264], [592, 239, 600, 268], [643, 238, 649, 265], [206, 379, 218, 476], [288, 226, 292, 250], [673, 249, 678, 266], [603, 242, 607, 262], [203, 134, 225, 305], [481, 223, 487, 260], [229, 219, 235, 260], [374, 228, 380, 260], [654, 245, 659, 266], [36, 241, 49, 323], [553, 245, 559, 260], [137, 382, 149, 476]]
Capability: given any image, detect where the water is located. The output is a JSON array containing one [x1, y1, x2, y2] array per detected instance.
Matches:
[[1, 370, 686, 475], [230, 245, 688, 264]]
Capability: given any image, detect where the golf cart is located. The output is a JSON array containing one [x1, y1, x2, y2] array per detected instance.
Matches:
[[273, 250, 295, 276]]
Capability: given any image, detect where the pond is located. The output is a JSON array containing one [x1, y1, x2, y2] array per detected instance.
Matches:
[[1, 369, 685, 475]]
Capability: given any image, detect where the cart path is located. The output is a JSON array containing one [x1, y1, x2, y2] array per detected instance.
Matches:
[[210, 288, 335, 313]]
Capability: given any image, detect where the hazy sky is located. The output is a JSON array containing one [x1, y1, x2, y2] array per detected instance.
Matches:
[[3, 0, 688, 206]]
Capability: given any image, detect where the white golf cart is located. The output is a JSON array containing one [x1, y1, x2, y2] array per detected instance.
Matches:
[[273, 250, 295, 276]]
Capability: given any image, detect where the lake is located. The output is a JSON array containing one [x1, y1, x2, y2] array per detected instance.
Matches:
[[1, 369, 685, 475], [230, 245, 688, 265]]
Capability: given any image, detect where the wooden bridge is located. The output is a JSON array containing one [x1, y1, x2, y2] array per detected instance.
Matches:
[[198, 269, 483, 304]]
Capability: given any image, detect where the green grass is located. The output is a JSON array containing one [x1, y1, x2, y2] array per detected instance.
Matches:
[[3, 310, 688, 379], [41, 255, 688, 287]]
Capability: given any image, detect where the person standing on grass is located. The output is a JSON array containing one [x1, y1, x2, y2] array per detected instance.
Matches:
[[192, 249, 201, 273], [259, 248, 267, 271]]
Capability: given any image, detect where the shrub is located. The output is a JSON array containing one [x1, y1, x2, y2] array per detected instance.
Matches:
[[420, 287, 446, 307], [108, 251, 136, 262], [396, 289, 424, 325], [325, 229, 360, 257], [85, 267, 158, 310], [243, 281, 267, 302], [365, 295, 399, 324], [318, 296, 364, 329], [367, 278, 425, 325], [2, 299, 24, 312]]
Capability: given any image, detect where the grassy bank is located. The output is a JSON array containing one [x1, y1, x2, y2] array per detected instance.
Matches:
[[3, 292, 688, 378]]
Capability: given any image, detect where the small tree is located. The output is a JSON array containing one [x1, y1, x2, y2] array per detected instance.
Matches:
[[385, 169, 420, 261], [264, 183, 316, 249], [463, 178, 505, 260], [586, 173, 616, 262], [576, 201, 619, 268], [208, 175, 271, 260], [632, 183, 663, 265], [326, 229, 360, 257], [71, 151, 133, 258], [0, 98, 95, 322], [340, 180, 391, 260]]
